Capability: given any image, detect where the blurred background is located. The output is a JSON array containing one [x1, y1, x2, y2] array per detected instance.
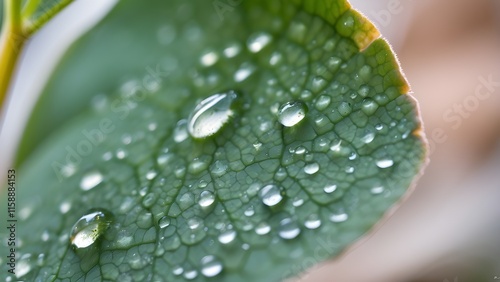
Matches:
[[1, 0, 499, 281]]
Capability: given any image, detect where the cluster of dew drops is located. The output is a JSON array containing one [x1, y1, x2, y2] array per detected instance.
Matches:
[[17, 26, 401, 281]]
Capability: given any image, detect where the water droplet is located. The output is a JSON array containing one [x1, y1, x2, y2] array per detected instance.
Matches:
[[234, 63, 255, 82], [259, 184, 283, 207], [376, 159, 394, 168], [145, 170, 157, 180], [371, 186, 385, 194], [200, 50, 219, 67], [184, 270, 198, 280], [198, 191, 215, 208], [188, 217, 202, 230], [201, 255, 223, 277], [218, 230, 236, 244], [158, 216, 170, 228], [244, 206, 255, 217], [60, 201, 71, 214], [269, 51, 283, 66], [278, 218, 300, 239], [173, 266, 184, 276], [361, 131, 375, 144], [324, 185, 337, 193], [70, 209, 113, 248], [330, 212, 348, 223], [80, 171, 103, 191], [277, 101, 308, 127], [345, 166, 355, 174], [223, 42, 241, 58], [315, 95, 331, 111], [16, 255, 31, 278], [116, 148, 127, 159], [210, 160, 228, 177], [174, 119, 189, 143], [312, 77, 327, 92], [255, 222, 271, 235], [361, 98, 379, 115], [292, 197, 304, 207], [304, 214, 322, 229], [247, 31, 272, 53], [304, 162, 320, 175], [187, 91, 239, 138]]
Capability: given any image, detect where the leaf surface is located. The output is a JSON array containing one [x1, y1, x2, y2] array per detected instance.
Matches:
[[2, 0, 426, 281]]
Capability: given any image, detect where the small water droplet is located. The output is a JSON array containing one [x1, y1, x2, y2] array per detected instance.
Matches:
[[244, 206, 255, 217], [16, 255, 31, 278], [255, 222, 271, 235], [234, 63, 255, 82], [200, 255, 223, 277], [247, 31, 272, 53], [223, 42, 241, 58], [198, 191, 215, 208], [218, 230, 236, 244], [116, 148, 127, 159], [376, 159, 394, 168], [188, 217, 202, 230], [70, 209, 113, 248], [269, 51, 283, 66], [330, 212, 348, 223], [361, 98, 379, 115], [184, 269, 198, 280], [80, 171, 103, 191], [210, 160, 228, 177], [304, 214, 322, 229], [187, 91, 239, 138], [315, 95, 331, 111], [361, 131, 375, 144], [158, 216, 170, 228], [146, 170, 157, 180], [292, 198, 304, 207], [259, 184, 283, 207], [312, 77, 327, 92], [60, 201, 71, 214], [278, 218, 300, 239], [371, 186, 385, 194], [324, 185, 337, 193], [304, 162, 320, 175], [174, 119, 189, 143], [173, 266, 184, 276], [277, 101, 308, 127], [345, 166, 355, 174], [200, 50, 219, 67]]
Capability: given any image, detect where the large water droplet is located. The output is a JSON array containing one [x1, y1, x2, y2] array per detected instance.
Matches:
[[278, 218, 300, 239], [277, 101, 308, 127], [259, 184, 283, 207], [200, 255, 223, 277], [80, 170, 103, 191], [247, 31, 272, 53], [187, 91, 239, 138], [70, 209, 113, 248]]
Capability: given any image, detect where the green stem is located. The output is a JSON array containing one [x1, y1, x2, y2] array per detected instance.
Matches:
[[0, 0, 23, 109], [23, 0, 73, 36]]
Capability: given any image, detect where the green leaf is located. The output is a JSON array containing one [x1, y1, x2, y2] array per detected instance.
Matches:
[[3, 0, 426, 281]]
